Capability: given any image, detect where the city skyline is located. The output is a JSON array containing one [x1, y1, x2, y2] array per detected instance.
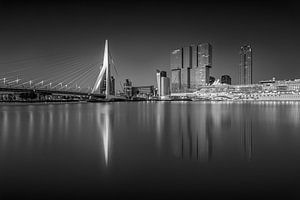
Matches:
[[0, 1, 300, 88]]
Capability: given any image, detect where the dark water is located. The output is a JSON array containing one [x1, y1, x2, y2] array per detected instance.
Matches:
[[1, 102, 300, 199]]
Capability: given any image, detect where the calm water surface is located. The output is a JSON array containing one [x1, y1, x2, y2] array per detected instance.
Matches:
[[1, 102, 300, 198]]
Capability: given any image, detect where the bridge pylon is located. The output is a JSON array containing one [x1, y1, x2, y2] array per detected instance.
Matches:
[[91, 39, 112, 100]]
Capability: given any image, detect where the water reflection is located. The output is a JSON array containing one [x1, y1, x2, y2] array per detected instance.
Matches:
[[167, 102, 214, 161], [241, 114, 253, 161], [158, 102, 256, 162], [96, 104, 112, 167], [0, 110, 8, 151], [27, 110, 33, 147], [0, 102, 299, 168]]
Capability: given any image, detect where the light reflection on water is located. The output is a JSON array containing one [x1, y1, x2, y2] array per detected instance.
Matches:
[[96, 104, 111, 166], [0, 102, 300, 197]]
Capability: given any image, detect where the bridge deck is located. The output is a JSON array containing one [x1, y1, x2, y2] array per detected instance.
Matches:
[[0, 87, 105, 98]]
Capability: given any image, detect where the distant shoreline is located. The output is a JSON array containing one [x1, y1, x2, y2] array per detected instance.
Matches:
[[1, 99, 300, 106]]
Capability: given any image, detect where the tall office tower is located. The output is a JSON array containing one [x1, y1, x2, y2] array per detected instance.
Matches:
[[195, 43, 212, 88], [221, 75, 232, 85], [181, 46, 192, 91], [181, 68, 190, 91], [191, 45, 198, 68], [190, 45, 197, 89], [183, 46, 192, 68], [239, 45, 252, 85], [171, 48, 183, 93], [189, 68, 196, 89], [170, 48, 183, 70], [156, 70, 161, 96], [198, 43, 212, 67], [195, 66, 210, 87], [156, 70, 167, 96], [171, 69, 181, 93], [161, 76, 170, 96], [171, 43, 212, 92]]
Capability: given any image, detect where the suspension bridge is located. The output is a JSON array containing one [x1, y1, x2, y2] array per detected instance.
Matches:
[[0, 40, 125, 102]]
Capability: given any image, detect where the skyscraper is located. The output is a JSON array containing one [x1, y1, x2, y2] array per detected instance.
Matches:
[[183, 46, 192, 69], [156, 70, 170, 97], [171, 69, 181, 93], [170, 48, 183, 92], [198, 43, 212, 67], [156, 70, 162, 96], [182, 46, 192, 91], [191, 45, 198, 68], [170, 43, 212, 93], [196, 43, 212, 88], [161, 76, 170, 96], [170, 48, 182, 70], [189, 43, 213, 89], [181, 68, 190, 91], [239, 45, 252, 85]]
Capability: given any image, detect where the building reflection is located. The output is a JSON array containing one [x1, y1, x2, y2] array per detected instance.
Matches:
[[27, 110, 34, 146], [196, 104, 213, 162], [240, 108, 253, 161], [169, 103, 214, 162], [0, 110, 8, 151]]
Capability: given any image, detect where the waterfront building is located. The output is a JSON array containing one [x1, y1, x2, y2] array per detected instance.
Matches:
[[181, 68, 190, 91], [198, 43, 212, 67], [171, 69, 181, 93], [132, 85, 154, 98], [191, 45, 198, 68], [171, 43, 212, 93], [197, 43, 212, 87], [209, 76, 215, 85], [123, 79, 133, 98], [194, 66, 210, 87], [161, 77, 170, 96], [156, 70, 169, 96], [221, 75, 232, 85], [170, 48, 183, 93], [170, 48, 182, 70], [239, 45, 252, 85], [190, 68, 196, 89], [183, 46, 192, 69]]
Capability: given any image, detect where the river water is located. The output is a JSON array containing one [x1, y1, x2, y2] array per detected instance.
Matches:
[[0, 102, 300, 199]]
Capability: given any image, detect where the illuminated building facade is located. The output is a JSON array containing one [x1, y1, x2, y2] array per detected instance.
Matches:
[[239, 45, 252, 85], [156, 70, 169, 96], [170, 43, 212, 93]]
